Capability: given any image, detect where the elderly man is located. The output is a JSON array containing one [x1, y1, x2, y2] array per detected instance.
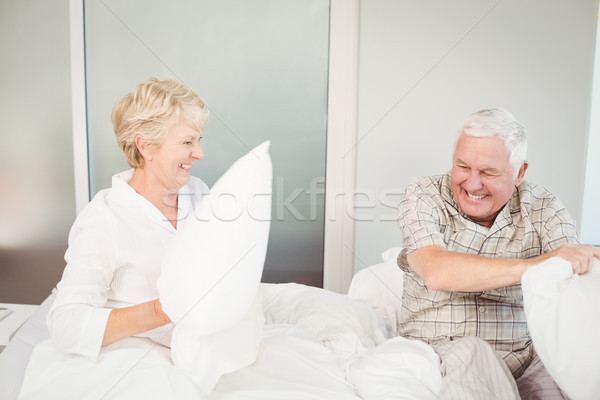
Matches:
[[397, 108, 600, 400]]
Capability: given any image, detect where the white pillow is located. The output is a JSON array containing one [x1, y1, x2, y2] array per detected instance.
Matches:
[[158, 140, 272, 336], [522, 256, 600, 400], [157, 141, 272, 394], [347, 247, 404, 336]]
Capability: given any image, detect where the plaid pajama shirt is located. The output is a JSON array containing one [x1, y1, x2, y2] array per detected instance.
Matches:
[[397, 173, 578, 379]]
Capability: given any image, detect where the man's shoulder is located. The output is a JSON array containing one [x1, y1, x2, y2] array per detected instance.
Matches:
[[513, 180, 575, 227], [399, 174, 454, 219], [514, 180, 578, 246], [405, 174, 447, 195], [516, 180, 562, 209]]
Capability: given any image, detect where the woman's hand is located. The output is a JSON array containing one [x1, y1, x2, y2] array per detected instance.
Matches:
[[153, 298, 172, 325]]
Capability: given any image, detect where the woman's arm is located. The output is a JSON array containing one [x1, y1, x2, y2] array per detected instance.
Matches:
[[102, 299, 172, 347]]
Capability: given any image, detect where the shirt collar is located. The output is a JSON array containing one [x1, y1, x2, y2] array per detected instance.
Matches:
[[440, 172, 461, 218], [110, 169, 195, 232]]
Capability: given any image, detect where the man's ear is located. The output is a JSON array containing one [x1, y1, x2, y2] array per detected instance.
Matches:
[[135, 135, 152, 161], [515, 161, 528, 186]]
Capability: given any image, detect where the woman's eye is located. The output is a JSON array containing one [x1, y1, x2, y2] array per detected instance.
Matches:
[[183, 141, 192, 145]]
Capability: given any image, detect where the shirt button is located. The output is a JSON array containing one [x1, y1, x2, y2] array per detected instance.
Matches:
[[478, 306, 486, 313]]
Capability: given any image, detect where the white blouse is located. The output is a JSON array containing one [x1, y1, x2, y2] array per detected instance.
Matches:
[[47, 169, 209, 358]]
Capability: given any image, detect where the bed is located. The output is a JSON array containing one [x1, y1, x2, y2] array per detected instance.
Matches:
[[0, 143, 442, 399], [1, 250, 597, 399], [0, 248, 444, 400]]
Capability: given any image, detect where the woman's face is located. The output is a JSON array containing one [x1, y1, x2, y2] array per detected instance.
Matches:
[[144, 122, 204, 192]]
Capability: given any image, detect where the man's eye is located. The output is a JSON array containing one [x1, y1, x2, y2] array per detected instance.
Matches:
[[184, 141, 192, 145], [482, 172, 499, 179]]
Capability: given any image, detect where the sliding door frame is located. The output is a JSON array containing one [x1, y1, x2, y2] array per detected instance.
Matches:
[[68, 0, 360, 292]]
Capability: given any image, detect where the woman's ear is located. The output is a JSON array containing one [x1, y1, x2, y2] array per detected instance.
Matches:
[[135, 135, 153, 161]]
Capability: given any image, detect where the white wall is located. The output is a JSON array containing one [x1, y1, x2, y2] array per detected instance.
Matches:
[[354, 0, 598, 269], [581, 12, 600, 246]]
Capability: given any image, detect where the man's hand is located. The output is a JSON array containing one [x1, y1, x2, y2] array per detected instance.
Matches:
[[539, 244, 600, 275]]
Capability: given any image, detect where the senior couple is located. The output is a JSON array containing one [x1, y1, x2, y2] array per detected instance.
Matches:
[[49, 78, 598, 399]]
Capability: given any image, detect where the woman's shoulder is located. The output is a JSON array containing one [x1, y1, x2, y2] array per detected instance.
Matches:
[[187, 175, 210, 196], [70, 190, 115, 230]]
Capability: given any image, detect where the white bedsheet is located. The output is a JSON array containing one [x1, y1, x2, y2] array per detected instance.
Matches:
[[6, 283, 442, 400], [19, 337, 203, 400], [0, 292, 56, 400]]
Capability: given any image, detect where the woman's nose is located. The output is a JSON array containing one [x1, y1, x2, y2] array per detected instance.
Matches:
[[191, 143, 204, 160]]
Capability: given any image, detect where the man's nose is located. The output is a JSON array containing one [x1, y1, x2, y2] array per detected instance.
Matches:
[[465, 172, 483, 189]]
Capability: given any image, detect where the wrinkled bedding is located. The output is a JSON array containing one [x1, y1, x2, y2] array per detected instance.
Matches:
[[8, 282, 442, 400], [5, 249, 598, 399]]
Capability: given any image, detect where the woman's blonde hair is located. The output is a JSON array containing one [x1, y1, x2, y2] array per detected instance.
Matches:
[[111, 78, 209, 168]]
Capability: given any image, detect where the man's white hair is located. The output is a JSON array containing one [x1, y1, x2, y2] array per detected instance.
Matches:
[[458, 108, 527, 178]]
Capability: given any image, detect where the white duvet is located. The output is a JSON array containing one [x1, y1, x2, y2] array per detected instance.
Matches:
[[18, 283, 441, 400]]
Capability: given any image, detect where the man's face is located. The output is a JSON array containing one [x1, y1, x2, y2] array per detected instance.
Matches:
[[450, 133, 527, 227]]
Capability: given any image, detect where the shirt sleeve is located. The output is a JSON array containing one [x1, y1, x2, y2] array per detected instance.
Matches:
[[47, 205, 117, 359], [397, 180, 448, 256]]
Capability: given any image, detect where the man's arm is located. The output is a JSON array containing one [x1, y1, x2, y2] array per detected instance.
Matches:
[[408, 243, 600, 292]]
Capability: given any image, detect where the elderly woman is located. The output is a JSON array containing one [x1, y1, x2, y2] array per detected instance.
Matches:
[[48, 78, 209, 356]]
